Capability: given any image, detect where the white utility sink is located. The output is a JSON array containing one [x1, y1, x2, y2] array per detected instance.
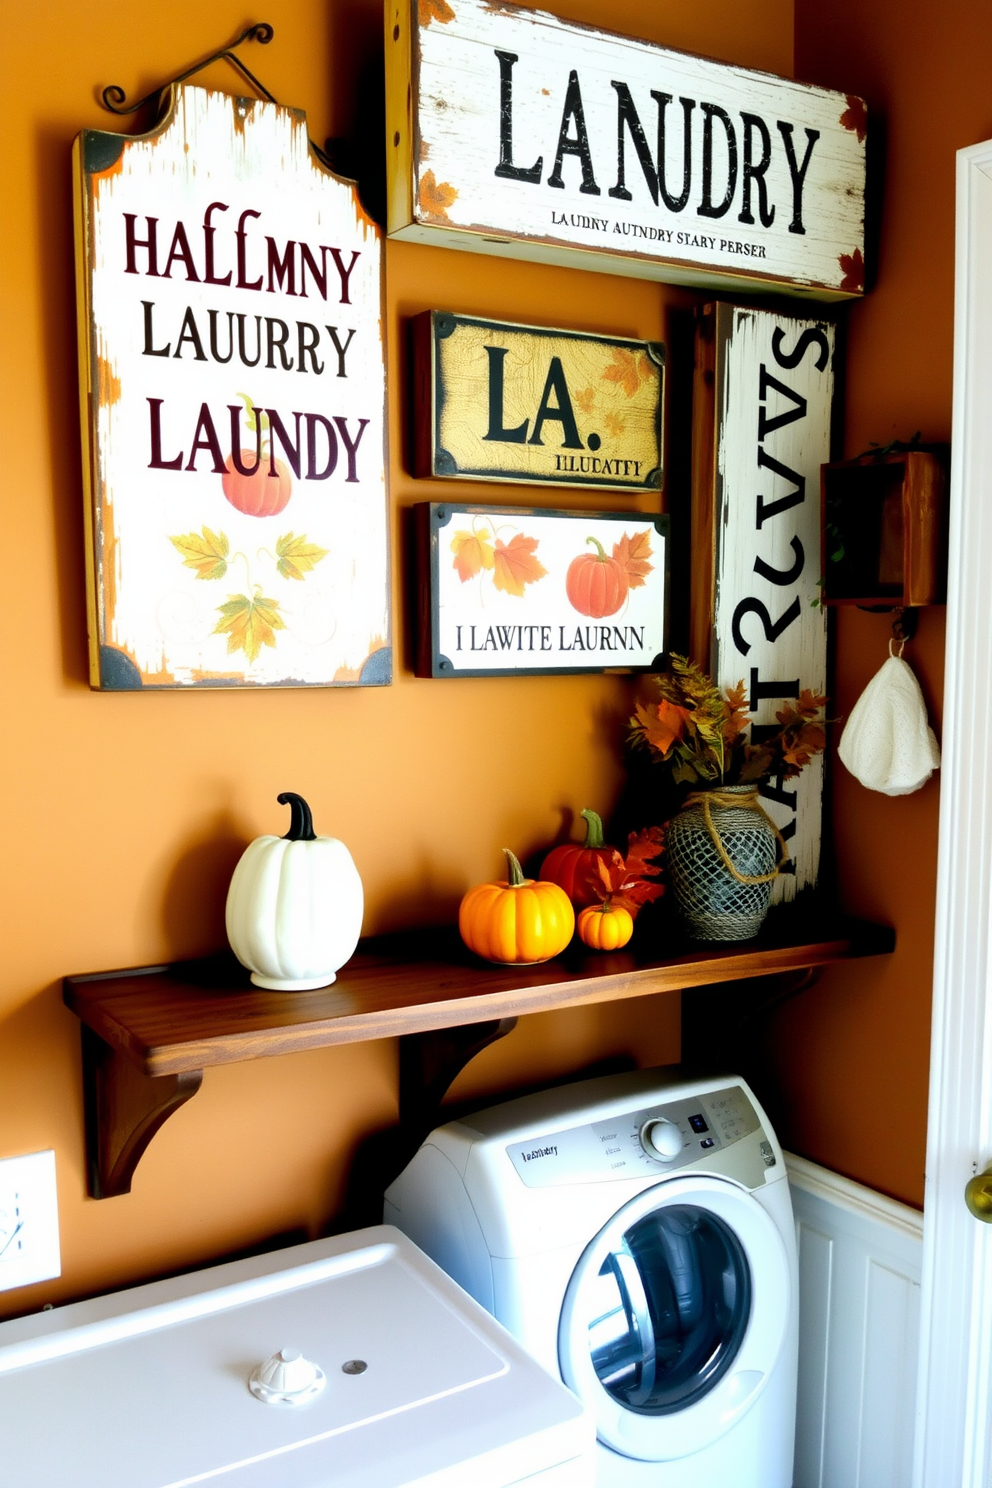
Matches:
[[0, 1225, 593, 1487]]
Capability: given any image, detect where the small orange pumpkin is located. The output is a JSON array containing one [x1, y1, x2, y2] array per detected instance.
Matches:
[[459, 849, 575, 965], [576, 902, 634, 952], [540, 809, 618, 908]]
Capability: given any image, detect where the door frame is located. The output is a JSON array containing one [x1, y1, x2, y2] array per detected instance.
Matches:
[[914, 138, 992, 1487]]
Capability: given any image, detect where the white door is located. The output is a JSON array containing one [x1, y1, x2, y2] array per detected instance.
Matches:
[[914, 138, 992, 1487]]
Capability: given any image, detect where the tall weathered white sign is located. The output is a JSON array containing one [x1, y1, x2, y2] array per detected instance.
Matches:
[[693, 304, 833, 900], [387, 0, 866, 299], [74, 85, 390, 690]]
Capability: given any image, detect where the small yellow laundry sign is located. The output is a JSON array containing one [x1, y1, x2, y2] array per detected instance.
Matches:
[[412, 312, 664, 492]]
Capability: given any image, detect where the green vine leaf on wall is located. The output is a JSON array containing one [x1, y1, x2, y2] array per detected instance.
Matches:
[[169, 527, 229, 580]]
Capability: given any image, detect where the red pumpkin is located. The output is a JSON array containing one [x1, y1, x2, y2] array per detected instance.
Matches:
[[540, 809, 618, 909], [222, 453, 293, 517], [566, 537, 628, 618]]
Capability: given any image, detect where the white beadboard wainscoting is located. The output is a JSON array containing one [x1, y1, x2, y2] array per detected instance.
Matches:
[[786, 1153, 924, 1488]]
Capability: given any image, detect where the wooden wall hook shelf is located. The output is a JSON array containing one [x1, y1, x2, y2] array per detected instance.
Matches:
[[821, 447, 949, 608], [65, 912, 894, 1199]]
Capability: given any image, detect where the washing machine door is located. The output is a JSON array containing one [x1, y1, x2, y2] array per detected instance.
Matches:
[[557, 1174, 790, 1462]]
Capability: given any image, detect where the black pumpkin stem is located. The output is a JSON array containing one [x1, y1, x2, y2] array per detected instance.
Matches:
[[278, 791, 316, 841]]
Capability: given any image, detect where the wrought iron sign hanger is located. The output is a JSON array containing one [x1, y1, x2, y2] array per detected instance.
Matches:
[[101, 22, 276, 115], [99, 22, 335, 170]]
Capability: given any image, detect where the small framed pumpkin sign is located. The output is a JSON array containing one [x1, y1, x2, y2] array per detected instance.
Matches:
[[414, 503, 669, 677]]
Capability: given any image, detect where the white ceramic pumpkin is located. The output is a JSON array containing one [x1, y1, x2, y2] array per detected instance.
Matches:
[[226, 792, 364, 990]]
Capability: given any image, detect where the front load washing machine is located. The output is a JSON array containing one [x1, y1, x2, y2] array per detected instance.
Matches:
[[385, 1066, 797, 1486]]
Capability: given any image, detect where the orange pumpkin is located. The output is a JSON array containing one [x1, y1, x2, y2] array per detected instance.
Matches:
[[459, 849, 574, 965], [566, 537, 628, 618], [576, 902, 634, 952], [540, 809, 617, 908], [222, 452, 293, 517]]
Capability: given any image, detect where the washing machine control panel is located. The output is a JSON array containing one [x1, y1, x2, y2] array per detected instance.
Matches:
[[506, 1085, 770, 1187]]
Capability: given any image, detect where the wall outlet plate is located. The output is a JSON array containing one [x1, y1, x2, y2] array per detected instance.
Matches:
[[0, 1151, 61, 1293]]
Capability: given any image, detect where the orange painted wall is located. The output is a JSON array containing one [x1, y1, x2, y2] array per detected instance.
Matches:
[[0, 0, 793, 1318], [757, 0, 992, 1208]]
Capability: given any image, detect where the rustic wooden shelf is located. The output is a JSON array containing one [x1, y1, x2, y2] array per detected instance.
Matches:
[[64, 909, 894, 1199]]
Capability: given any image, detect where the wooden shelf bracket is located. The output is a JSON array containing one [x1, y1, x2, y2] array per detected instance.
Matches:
[[398, 1017, 518, 1141], [81, 1026, 202, 1199]]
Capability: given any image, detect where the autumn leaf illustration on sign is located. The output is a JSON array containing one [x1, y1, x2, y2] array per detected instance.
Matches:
[[419, 0, 454, 23], [613, 529, 654, 589], [170, 527, 229, 581], [418, 169, 458, 223], [838, 247, 865, 293], [275, 532, 329, 581], [839, 93, 868, 143], [450, 519, 547, 598], [451, 527, 495, 582], [214, 592, 286, 662], [168, 523, 328, 662], [493, 534, 547, 596], [601, 346, 654, 398]]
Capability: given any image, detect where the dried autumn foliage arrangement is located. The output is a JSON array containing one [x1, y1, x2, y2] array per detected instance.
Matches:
[[629, 655, 827, 788], [588, 826, 666, 915]]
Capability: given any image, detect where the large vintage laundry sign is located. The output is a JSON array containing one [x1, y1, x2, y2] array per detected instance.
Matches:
[[412, 312, 664, 490], [73, 85, 390, 690], [692, 303, 834, 901], [387, 0, 866, 299]]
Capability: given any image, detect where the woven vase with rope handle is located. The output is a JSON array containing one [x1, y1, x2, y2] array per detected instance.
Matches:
[[666, 783, 790, 940]]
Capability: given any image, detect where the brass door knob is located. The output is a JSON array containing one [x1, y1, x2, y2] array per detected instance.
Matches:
[[965, 1165, 992, 1222]]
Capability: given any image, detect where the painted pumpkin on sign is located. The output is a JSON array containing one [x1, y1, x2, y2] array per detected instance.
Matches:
[[459, 849, 574, 965], [222, 452, 293, 517], [540, 808, 618, 908], [566, 537, 628, 618], [225, 792, 363, 990]]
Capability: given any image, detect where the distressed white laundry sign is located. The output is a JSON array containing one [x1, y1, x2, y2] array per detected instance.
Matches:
[[387, 0, 866, 299], [697, 304, 833, 900], [74, 85, 390, 690]]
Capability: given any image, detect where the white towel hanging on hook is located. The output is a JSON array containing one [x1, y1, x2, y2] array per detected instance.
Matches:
[[837, 639, 941, 795]]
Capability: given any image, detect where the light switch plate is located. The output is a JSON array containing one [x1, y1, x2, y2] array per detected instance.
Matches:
[[0, 1151, 61, 1292]]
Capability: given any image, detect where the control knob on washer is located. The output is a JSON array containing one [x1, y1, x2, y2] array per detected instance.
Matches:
[[640, 1119, 683, 1161]]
